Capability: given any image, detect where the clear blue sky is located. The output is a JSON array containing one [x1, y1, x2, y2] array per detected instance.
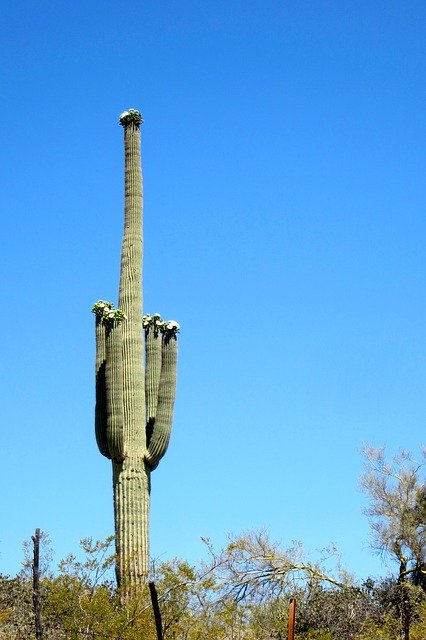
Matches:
[[1, 1, 425, 582]]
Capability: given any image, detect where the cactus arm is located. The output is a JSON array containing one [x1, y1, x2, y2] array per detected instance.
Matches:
[[145, 321, 163, 452], [95, 316, 110, 459], [145, 333, 178, 470], [105, 324, 125, 462], [144, 315, 163, 416]]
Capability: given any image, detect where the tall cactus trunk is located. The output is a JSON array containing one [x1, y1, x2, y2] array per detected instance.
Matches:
[[114, 115, 148, 585], [92, 109, 179, 591], [118, 120, 145, 454], [113, 460, 150, 585], [112, 113, 149, 586]]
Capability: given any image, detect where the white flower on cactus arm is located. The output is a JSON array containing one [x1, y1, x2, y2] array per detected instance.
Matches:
[[91, 301, 126, 325], [92, 300, 114, 315], [161, 320, 180, 337], [119, 111, 130, 120], [166, 321, 180, 330]]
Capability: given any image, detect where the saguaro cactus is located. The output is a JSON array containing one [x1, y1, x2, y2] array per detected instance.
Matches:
[[92, 109, 179, 587]]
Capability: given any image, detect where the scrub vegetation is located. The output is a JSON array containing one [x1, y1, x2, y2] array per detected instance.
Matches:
[[1, 448, 425, 640]]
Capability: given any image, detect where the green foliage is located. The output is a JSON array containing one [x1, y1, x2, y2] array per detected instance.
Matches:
[[355, 614, 401, 640], [409, 600, 426, 640], [0, 575, 33, 639], [57, 535, 116, 589], [2, 530, 426, 640], [295, 583, 381, 640], [297, 632, 334, 640]]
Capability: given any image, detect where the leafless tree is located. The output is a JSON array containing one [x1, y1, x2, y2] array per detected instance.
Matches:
[[361, 445, 426, 640], [201, 530, 355, 604]]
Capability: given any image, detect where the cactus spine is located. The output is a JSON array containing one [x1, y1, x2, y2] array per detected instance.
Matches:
[[93, 110, 179, 588]]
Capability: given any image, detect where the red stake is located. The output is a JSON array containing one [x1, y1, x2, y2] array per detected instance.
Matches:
[[288, 598, 296, 640]]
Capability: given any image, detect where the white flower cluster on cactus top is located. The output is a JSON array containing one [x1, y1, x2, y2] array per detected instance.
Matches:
[[92, 301, 127, 326], [92, 303, 179, 336], [119, 109, 143, 126], [143, 313, 180, 337]]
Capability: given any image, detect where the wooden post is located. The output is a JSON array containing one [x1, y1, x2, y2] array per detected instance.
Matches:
[[149, 581, 163, 640], [32, 528, 43, 640], [288, 598, 296, 640]]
